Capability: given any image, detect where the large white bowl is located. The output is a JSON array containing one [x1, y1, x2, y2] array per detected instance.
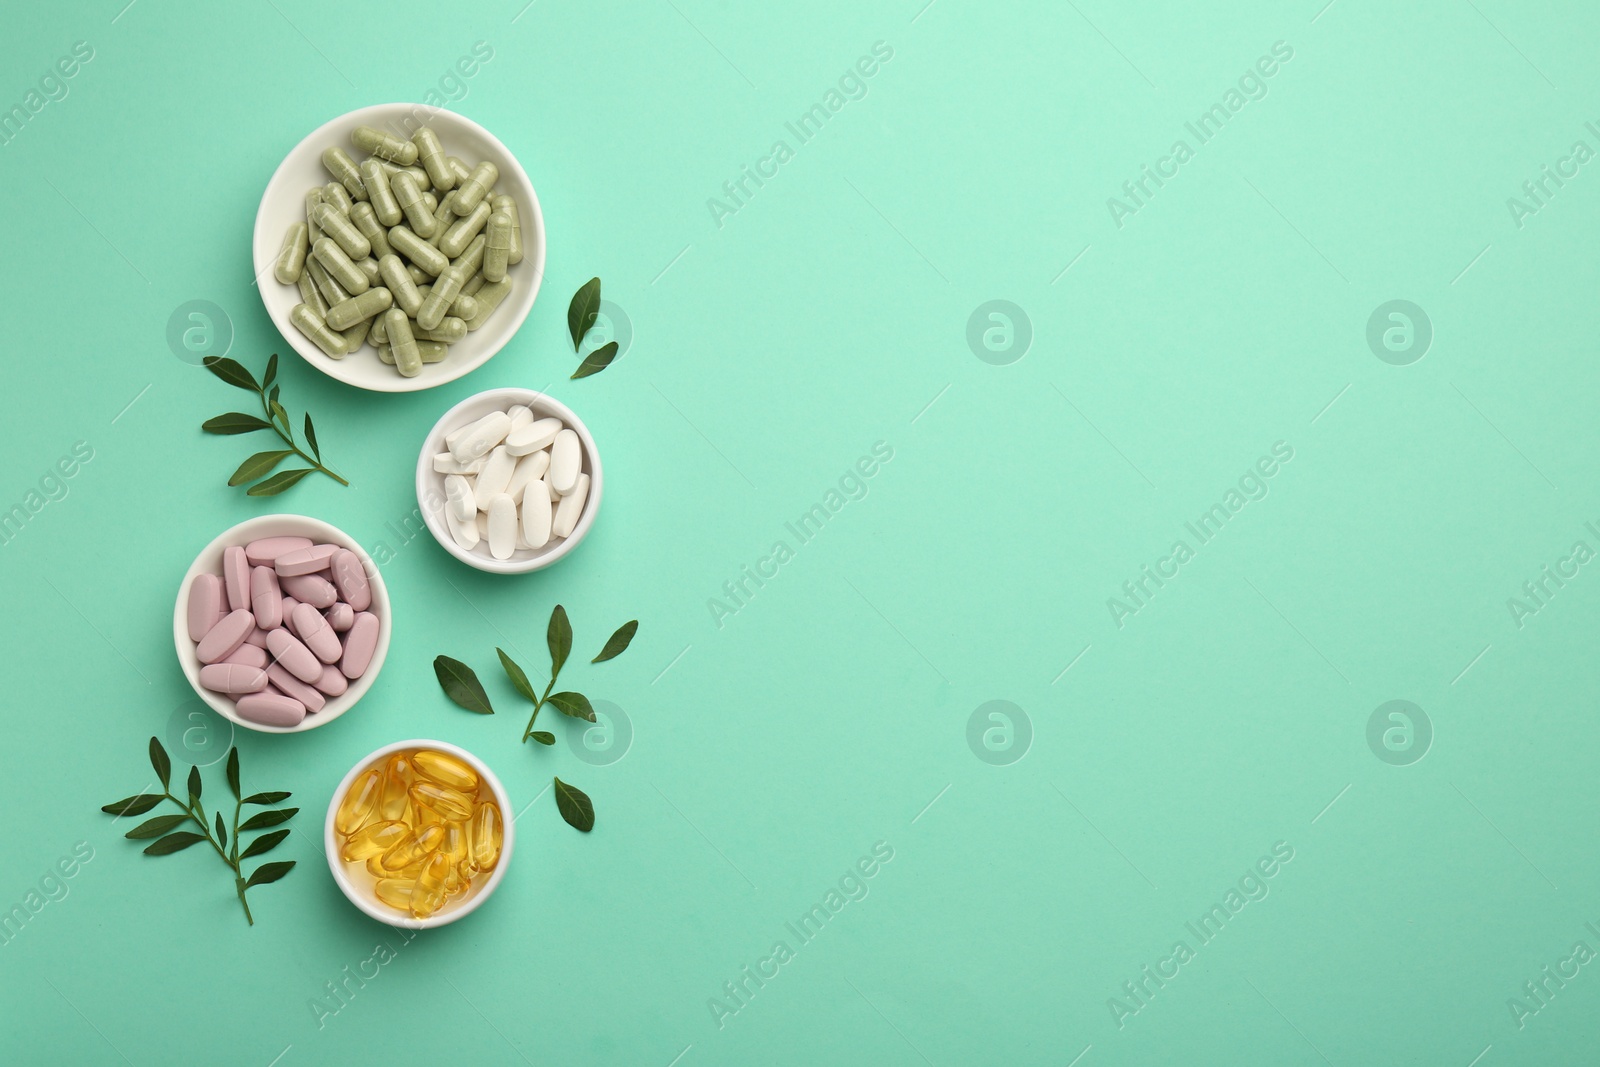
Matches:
[[172, 514, 392, 733], [325, 739, 515, 929], [415, 388, 603, 573], [252, 103, 546, 393]]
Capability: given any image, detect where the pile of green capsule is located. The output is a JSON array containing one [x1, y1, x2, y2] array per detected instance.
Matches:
[[271, 124, 526, 377]]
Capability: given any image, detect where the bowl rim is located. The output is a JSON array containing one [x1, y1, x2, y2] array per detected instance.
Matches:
[[414, 387, 604, 573], [323, 738, 515, 929], [172, 513, 392, 734], [251, 102, 546, 394]]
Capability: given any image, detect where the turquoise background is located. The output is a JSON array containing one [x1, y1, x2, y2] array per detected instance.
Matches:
[[3, 0, 1599, 1063]]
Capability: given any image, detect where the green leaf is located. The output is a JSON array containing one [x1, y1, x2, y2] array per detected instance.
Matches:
[[203, 413, 273, 435], [144, 832, 207, 855], [102, 793, 163, 817], [497, 648, 537, 703], [149, 737, 170, 789], [228, 450, 293, 486], [247, 468, 315, 496], [571, 341, 619, 380], [241, 829, 289, 859], [567, 277, 601, 351], [592, 620, 638, 662], [246, 860, 295, 888], [547, 605, 571, 678], [203, 356, 260, 392], [243, 791, 291, 805], [239, 807, 298, 832], [270, 399, 290, 432], [215, 812, 228, 851], [529, 731, 555, 746], [434, 655, 494, 714], [126, 814, 189, 839], [546, 691, 595, 722], [187, 765, 202, 804], [553, 777, 594, 832], [263, 353, 278, 389], [226, 748, 240, 799], [304, 413, 321, 461]]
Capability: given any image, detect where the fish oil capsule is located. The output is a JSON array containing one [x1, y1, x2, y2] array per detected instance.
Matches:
[[454, 161, 499, 214], [290, 303, 348, 358], [378, 756, 413, 821], [413, 127, 454, 191], [312, 237, 370, 294], [415, 317, 467, 343], [410, 852, 451, 918], [341, 820, 409, 861], [274, 221, 308, 284], [387, 226, 449, 277], [359, 159, 402, 227], [413, 749, 480, 792], [468, 802, 502, 872], [385, 309, 422, 378], [320, 145, 368, 201], [349, 201, 391, 259], [335, 768, 383, 834], [326, 287, 392, 330], [312, 203, 371, 259], [296, 271, 327, 316], [305, 257, 348, 306], [492, 196, 524, 265], [441, 822, 469, 867], [373, 879, 415, 910], [378, 254, 424, 315], [452, 235, 486, 278], [390, 171, 436, 238], [466, 277, 512, 331], [438, 200, 490, 258], [379, 823, 444, 871], [483, 211, 511, 282], [371, 854, 423, 880], [351, 124, 417, 165], [417, 266, 464, 330], [445, 864, 468, 897], [409, 780, 474, 822]]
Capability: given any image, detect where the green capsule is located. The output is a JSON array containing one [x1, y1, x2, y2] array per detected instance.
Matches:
[[439, 201, 490, 258], [417, 266, 464, 330], [312, 236, 370, 295], [368, 316, 387, 348], [326, 286, 393, 330], [452, 235, 486, 279], [377, 339, 446, 364], [445, 156, 471, 186], [290, 303, 348, 358], [491, 196, 523, 265], [461, 271, 486, 297], [413, 128, 454, 192], [385, 309, 423, 377], [321, 146, 368, 201], [359, 159, 402, 227], [421, 191, 438, 216], [453, 161, 499, 215], [349, 202, 391, 260], [413, 317, 466, 343], [387, 226, 449, 277], [390, 172, 436, 239], [407, 263, 430, 285], [274, 222, 308, 284], [465, 277, 512, 331], [305, 188, 325, 244], [483, 212, 511, 283], [378, 254, 424, 316], [305, 257, 349, 306], [427, 191, 458, 248], [351, 124, 418, 165], [296, 270, 327, 316], [313, 202, 370, 259], [451, 291, 480, 321], [341, 320, 369, 355], [322, 181, 354, 215]]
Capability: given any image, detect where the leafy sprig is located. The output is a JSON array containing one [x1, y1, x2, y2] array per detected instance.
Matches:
[[201, 354, 347, 495], [565, 277, 619, 379], [101, 739, 297, 925]]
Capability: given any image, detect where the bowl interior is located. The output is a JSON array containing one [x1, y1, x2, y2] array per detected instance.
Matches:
[[173, 514, 391, 734], [252, 103, 545, 393], [415, 388, 603, 573], [323, 740, 514, 929]]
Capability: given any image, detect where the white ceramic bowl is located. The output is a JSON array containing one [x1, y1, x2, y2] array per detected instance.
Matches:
[[252, 103, 546, 393], [415, 388, 603, 573], [325, 739, 514, 929], [173, 514, 391, 733]]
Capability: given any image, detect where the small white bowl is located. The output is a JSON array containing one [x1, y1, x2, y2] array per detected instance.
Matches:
[[415, 388, 603, 573], [324, 739, 514, 929], [252, 103, 546, 393], [173, 514, 391, 734]]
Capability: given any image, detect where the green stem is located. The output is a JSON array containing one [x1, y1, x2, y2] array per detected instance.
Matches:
[[521, 676, 559, 742], [258, 390, 348, 487], [169, 792, 254, 926]]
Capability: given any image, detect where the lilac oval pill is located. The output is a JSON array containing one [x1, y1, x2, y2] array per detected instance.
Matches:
[[266, 628, 322, 683], [266, 664, 326, 713], [223, 644, 269, 669], [281, 596, 300, 635], [246, 535, 313, 567], [187, 574, 224, 642], [340, 612, 380, 679], [281, 573, 336, 608], [199, 663, 269, 695], [274, 544, 340, 576], [197, 609, 255, 664], [330, 550, 371, 611], [250, 566, 283, 630], [314, 663, 348, 696], [325, 602, 354, 632], [235, 692, 306, 728], [244, 627, 271, 648], [223, 546, 250, 611], [293, 602, 342, 664]]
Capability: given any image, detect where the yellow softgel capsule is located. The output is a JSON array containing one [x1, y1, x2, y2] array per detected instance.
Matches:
[[335, 768, 383, 834], [410, 852, 451, 918], [341, 820, 408, 861], [441, 822, 468, 866], [411, 750, 479, 792], [368, 854, 422, 880], [378, 823, 444, 872], [468, 801, 502, 873], [373, 879, 415, 911], [409, 780, 474, 822], [378, 755, 413, 821]]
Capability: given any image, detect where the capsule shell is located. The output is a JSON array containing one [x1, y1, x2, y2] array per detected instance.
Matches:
[[409, 852, 451, 918], [297, 270, 327, 316], [378, 758, 412, 821], [412, 752, 480, 790], [409, 781, 474, 822], [275, 221, 308, 284], [468, 802, 502, 872], [342, 819, 410, 861], [413, 317, 466, 343], [492, 195, 524, 265], [413, 127, 453, 190], [312, 202, 371, 260], [439, 200, 490, 258], [320, 145, 368, 200], [305, 257, 348, 306], [336, 768, 383, 835], [326, 287, 393, 330], [322, 181, 353, 215], [452, 234, 487, 279], [373, 878, 415, 910], [454, 161, 499, 213], [360, 159, 402, 227], [417, 267, 464, 330], [483, 212, 511, 283], [290, 303, 348, 358], [387, 226, 449, 276], [386, 309, 423, 378], [445, 156, 472, 185], [379, 823, 444, 872], [312, 237, 370, 295], [390, 171, 436, 238], [465, 277, 512, 331], [304, 188, 324, 243], [351, 124, 418, 165], [378, 254, 424, 315], [349, 201, 391, 259]]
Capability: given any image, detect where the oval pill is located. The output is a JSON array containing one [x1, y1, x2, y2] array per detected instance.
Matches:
[[549, 429, 581, 493], [246, 536, 311, 566], [325, 602, 355, 632], [314, 662, 349, 696], [340, 612, 380, 679], [387, 225, 448, 276], [446, 505, 479, 550], [236, 692, 307, 728], [445, 474, 474, 522], [244, 627, 271, 648], [275, 543, 339, 576], [505, 449, 550, 503], [197, 609, 256, 664], [450, 411, 512, 462], [552, 472, 590, 539], [265, 664, 326, 712], [351, 124, 417, 165], [486, 494, 518, 559], [187, 574, 224, 642], [222, 546, 250, 611], [199, 663, 268, 696], [330, 550, 371, 611], [474, 446, 516, 510], [520, 480, 552, 549], [325, 286, 392, 330], [275, 221, 308, 284], [281, 573, 337, 608], [223, 643, 269, 669], [504, 417, 561, 456], [250, 565, 283, 630], [292, 602, 343, 664], [266, 628, 322, 683], [280, 596, 300, 634]]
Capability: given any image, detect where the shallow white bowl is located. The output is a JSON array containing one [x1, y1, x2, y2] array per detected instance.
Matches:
[[325, 739, 514, 929], [173, 514, 391, 734], [252, 103, 546, 393], [415, 388, 603, 573]]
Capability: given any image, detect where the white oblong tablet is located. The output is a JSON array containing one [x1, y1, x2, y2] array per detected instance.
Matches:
[[486, 494, 518, 559], [433, 451, 485, 475], [449, 411, 512, 462], [549, 429, 580, 493], [507, 404, 534, 430], [445, 473, 475, 521], [504, 449, 550, 503], [520, 480, 552, 549], [552, 473, 590, 539], [474, 445, 515, 510], [504, 417, 562, 456], [446, 504, 479, 550]]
